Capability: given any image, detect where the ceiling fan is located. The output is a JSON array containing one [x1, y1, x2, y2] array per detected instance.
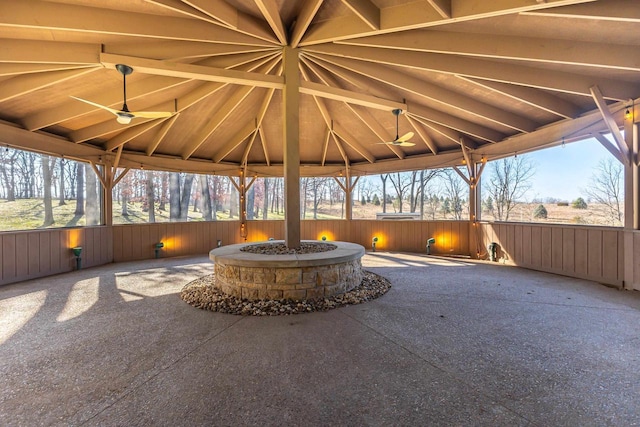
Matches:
[[377, 109, 415, 147], [71, 64, 173, 125]]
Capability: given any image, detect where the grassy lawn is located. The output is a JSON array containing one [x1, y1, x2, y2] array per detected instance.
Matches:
[[0, 198, 622, 232]]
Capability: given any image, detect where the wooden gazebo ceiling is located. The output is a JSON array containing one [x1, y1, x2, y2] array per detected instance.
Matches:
[[0, 0, 639, 177]]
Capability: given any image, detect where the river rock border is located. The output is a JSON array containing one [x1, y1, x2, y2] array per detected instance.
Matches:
[[209, 240, 365, 301], [180, 270, 391, 316]]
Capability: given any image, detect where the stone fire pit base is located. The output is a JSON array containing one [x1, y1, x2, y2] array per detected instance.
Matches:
[[209, 240, 365, 301], [180, 270, 391, 316]]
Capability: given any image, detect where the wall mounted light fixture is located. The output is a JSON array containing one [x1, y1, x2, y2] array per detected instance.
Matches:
[[72, 247, 82, 270], [426, 238, 436, 255], [154, 242, 164, 259]]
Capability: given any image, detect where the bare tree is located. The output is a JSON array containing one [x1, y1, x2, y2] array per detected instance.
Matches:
[[584, 157, 623, 226], [42, 155, 55, 227], [440, 169, 466, 220], [380, 174, 389, 213], [388, 172, 415, 213], [485, 157, 535, 221], [146, 171, 156, 222]]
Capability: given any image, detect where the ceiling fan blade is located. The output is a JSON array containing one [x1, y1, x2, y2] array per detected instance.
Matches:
[[393, 141, 415, 147], [131, 111, 173, 119], [396, 131, 414, 142], [70, 96, 119, 115]]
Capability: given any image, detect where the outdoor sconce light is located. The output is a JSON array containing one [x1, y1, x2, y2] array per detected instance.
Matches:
[[321, 236, 327, 241], [372, 236, 379, 252], [625, 107, 632, 120], [217, 239, 222, 248], [426, 238, 436, 255], [488, 242, 498, 262], [154, 242, 164, 259], [72, 247, 82, 270]]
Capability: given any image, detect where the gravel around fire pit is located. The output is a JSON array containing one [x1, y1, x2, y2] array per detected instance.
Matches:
[[180, 271, 391, 316], [239, 241, 337, 255]]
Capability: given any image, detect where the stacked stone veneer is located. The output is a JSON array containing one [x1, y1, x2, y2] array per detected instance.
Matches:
[[210, 241, 365, 301]]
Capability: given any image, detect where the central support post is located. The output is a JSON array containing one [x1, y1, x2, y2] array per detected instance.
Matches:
[[283, 47, 301, 248]]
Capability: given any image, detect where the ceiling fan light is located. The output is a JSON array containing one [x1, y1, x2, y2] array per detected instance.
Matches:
[[116, 113, 133, 125]]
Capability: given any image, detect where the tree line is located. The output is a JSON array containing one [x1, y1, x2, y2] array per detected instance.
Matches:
[[0, 147, 625, 229]]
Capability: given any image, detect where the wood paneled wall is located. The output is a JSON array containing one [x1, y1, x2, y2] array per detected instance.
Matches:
[[112, 221, 244, 262], [0, 227, 112, 286], [479, 222, 625, 287], [2, 221, 637, 291], [247, 220, 469, 254]]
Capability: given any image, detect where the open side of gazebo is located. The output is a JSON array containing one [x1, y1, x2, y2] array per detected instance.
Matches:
[[0, 0, 638, 290]]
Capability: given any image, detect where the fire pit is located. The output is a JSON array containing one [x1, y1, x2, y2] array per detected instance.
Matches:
[[209, 240, 364, 301]]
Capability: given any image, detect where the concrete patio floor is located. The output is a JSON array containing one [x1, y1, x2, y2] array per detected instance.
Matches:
[[1, 252, 639, 426]]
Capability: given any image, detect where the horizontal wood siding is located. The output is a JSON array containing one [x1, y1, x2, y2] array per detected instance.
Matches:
[[112, 221, 243, 262], [0, 227, 112, 286], [479, 222, 624, 287], [3, 221, 634, 289]]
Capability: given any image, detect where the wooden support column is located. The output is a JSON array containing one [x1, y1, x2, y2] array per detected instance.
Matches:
[[102, 161, 114, 226], [239, 169, 248, 241], [283, 46, 301, 248], [345, 168, 353, 220], [623, 106, 639, 290]]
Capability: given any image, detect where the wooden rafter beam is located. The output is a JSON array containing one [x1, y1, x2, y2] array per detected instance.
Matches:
[[460, 77, 582, 120], [25, 76, 187, 131], [301, 58, 404, 160], [146, 113, 180, 156], [339, 30, 640, 72], [408, 113, 473, 148], [300, 0, 597, 45], [452, 165, 471, 185], [0, 39, 100, 64], [591, 132, 627, 165], [305, 44, 638, 101], [69, 100, 176, 143], [321, 127, 331, 166], [104, 41, 279, 62], [300, 80, 405, 111], [182, 85, 255, 159], [478, 104, 627, 157], [183, 0, 279, 43], [333, 123, 376, 163], [0, 0, 275, 46], [0, 122, 105, 161], [212, 121, 258, 163], [290, 0, 324, 48], [330, 132, 350, 166], [0, 63, 97, 77], [341, 0, 380, 30], [142, 0, 224, 24], [347, 105, 405, 159], [407, 102, 503, 143], [112, 168, 131, 188], [105, 118, 170, 151], [406, 115, 438, 155], [213, 69, 282, 163], [590, 85, 630, 164], [254, 0, 288, 45], [241, 130, 259, 167], [0, 68, 99, 103], [521, 0, 640, 23], [305, 52, 538, 132], [100, 53, 284, 89], [427, 0, 451, 18], [258, 127, 270, 166]]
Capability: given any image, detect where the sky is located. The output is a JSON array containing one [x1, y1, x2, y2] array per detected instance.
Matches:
[[518, 137, 614, 202]]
